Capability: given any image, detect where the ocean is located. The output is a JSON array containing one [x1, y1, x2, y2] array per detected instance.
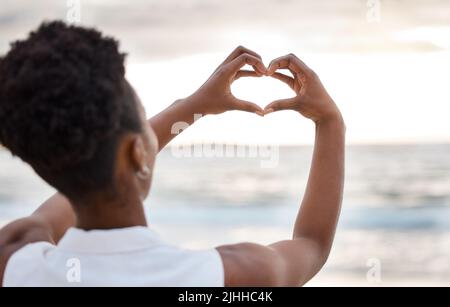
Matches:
[[1, 144, 450, 286]]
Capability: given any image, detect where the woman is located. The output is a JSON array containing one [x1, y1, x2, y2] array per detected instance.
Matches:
[[0, 21, 345, 286]]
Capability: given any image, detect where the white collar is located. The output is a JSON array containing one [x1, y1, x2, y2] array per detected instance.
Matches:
[[57, 226, 163, 254]]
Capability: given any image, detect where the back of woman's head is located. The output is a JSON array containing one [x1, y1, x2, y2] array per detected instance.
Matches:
[[0, 21, 142, 201]]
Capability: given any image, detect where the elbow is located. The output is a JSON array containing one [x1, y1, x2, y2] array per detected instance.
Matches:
[[296, 236, 333, 269], [313, 238, 333, 266]]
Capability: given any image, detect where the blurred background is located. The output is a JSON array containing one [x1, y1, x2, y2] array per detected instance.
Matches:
[[1, 0, 450, 286]]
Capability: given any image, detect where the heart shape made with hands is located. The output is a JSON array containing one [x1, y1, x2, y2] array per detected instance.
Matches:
[[202, 48, 320, 118], [201, 48, 338, 130], [218, 49, 308, 117]]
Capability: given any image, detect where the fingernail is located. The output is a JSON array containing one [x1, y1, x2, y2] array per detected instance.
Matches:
[[256, 111, 264, 117], [265, 108, 274, 115]]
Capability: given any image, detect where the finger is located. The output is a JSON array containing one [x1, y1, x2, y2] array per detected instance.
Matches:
[[235, 69, 263, 80], [222, 46, 262, 66], [267, 54, 313, 77], [233, 99, 265, 116], [227, 53, 267, 76], [264, 98, 297, 114], [233, 70, 261, 81], [270, 72, 295, 90]]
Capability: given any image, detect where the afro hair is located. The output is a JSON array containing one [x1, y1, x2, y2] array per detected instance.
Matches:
[[0, 21, 142, 201]]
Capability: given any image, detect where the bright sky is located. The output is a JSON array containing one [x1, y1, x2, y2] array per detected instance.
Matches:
[[2, 0, 449, 145], [128, 49, 450, 145]]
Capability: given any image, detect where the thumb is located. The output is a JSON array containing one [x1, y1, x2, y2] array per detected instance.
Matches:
[[233, 99, 264, 116], [264, 98, 297, 115]]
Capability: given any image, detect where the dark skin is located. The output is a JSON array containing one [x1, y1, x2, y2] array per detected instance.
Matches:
[[0, 47, 345, 287]]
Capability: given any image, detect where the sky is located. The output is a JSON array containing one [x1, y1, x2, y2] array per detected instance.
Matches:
[[128, 50, 450, 145], [1, 0, 450, 144]]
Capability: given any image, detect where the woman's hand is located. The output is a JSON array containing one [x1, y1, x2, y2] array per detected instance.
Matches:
[[188, 46, 267, 116], [264, 54, 342, 124]]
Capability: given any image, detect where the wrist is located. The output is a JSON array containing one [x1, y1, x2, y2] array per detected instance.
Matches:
[[182, 93, 210, 116], [315, 112, 345, 131]]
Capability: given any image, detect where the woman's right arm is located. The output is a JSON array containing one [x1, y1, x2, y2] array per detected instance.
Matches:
[[217, 54, 345, 286]]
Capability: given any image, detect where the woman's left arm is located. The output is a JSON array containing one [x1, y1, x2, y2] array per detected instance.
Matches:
[[0, 194, 76, 286]]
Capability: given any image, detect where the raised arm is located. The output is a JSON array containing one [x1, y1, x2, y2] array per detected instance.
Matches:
[[217, 54, 345, 286], [149, 46, 266, 151]]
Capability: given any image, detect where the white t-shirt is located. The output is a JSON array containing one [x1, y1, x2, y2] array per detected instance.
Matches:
[[3, 226, 224, 287]]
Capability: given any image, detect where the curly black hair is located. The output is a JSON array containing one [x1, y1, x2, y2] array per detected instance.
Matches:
[[0, 21, 142, 201]]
